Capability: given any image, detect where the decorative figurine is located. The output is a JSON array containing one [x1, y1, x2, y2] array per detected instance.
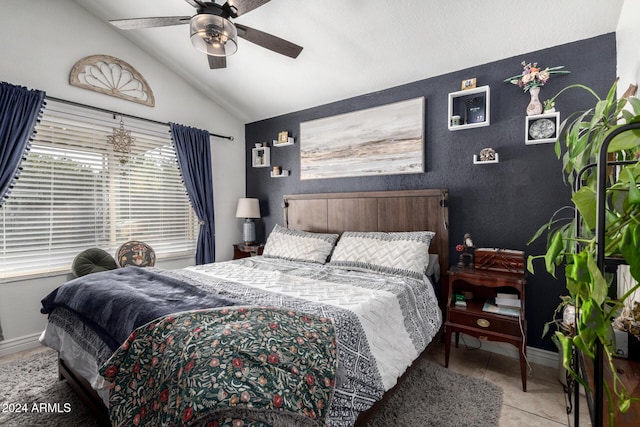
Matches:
[[456, 232, 476, 268], [479, 147, 496, 162]]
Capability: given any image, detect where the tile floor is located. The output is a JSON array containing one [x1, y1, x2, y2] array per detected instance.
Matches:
[[425, 338, 593, 427], [2, 341, 594, 426]]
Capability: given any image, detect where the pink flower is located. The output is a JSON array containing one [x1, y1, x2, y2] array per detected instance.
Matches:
[[268, 353, 279, 364], [232, 358, 243, 368], [504, 61, 569, 92]]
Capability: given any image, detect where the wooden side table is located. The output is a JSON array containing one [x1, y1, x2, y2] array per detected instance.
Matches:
[[445, 266, 528, 391], [233, 243, 264, 260]]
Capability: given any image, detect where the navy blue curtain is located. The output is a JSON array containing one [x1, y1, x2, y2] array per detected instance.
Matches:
[[169, 123, 215, 264], [0, 82, 46, 205]]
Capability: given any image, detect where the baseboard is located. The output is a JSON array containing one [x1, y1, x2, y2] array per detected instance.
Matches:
[[460, 334, 558, 368], [0, 332, 42, 357]]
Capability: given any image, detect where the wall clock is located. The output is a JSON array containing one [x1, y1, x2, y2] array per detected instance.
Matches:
[[525, 112, 560, 145]]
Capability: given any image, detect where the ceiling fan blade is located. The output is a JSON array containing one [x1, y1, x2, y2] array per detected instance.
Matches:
[[184, 0, 206, 8], [225, 0, 270, 17], [207, 54, 227, 69], [236, 24, 302, 59], [109, 16, 191, 30]]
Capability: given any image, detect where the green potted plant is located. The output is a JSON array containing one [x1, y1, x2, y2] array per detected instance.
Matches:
[[528, 79, 640, 423], [543, 99, 556, 113]]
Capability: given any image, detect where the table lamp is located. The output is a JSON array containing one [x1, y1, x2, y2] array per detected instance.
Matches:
[[235, 198, 261, 244]]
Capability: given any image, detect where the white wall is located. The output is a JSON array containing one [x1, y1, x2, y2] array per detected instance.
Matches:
[[616, 0, 640, 95], [0, 0, 246, 353]]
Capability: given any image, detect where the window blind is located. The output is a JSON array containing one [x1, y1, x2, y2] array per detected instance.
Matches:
[[0, 101, 199, 281]]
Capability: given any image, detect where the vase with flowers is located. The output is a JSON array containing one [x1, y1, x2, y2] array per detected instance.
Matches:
[[504, 61, 570, 115]]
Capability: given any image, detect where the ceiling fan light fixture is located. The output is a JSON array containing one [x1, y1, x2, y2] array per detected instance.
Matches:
[[190, 14, 238, 57]]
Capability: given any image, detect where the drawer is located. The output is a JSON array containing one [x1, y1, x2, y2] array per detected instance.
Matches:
[[448, 309, 521, 336]]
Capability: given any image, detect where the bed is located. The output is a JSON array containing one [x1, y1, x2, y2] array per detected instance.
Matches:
[[39, 189, 449, 426]]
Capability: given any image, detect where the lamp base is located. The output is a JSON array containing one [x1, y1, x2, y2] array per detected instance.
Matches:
[[242, 218, 256, 245]]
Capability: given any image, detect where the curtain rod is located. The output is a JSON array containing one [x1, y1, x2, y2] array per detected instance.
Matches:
[[45, 95, 234, 141]]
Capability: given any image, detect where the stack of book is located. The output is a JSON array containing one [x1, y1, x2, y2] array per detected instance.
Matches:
[[495, 292, 521, 308], [482, 293, 521, 317]]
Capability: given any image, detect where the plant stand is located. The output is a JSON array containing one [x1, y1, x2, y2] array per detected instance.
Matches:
[[572, 122, 640, 427]]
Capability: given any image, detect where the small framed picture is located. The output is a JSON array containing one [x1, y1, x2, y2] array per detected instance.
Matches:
[[461, 78, 477, 90], [278, 131, 289, 143], [525, 112, 560, 145]]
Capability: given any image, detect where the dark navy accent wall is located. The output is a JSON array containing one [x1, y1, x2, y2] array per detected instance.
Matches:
[[245, 33, 616, 351]]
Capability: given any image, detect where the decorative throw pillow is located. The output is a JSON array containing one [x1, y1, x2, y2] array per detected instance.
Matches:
[[328, 231, 435, 279], [116, 241, 156, 267], [72, 247, 118, 277], [262, 224, 339, 264]]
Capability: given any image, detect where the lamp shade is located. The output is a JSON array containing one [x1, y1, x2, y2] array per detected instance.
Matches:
[[235, 198, 260, 219], [190, 14, 238, 57]]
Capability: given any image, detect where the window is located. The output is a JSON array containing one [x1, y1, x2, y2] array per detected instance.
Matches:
[[0, 100, 199, 281]]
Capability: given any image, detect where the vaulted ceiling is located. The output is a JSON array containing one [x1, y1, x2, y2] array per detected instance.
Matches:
[[75, 0, 624, 123]]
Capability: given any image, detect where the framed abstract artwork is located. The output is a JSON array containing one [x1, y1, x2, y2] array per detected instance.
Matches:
[[300, 97, 425, 180]]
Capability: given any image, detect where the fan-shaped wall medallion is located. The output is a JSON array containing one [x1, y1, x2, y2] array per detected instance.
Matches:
[[69, 55, 155, 107]]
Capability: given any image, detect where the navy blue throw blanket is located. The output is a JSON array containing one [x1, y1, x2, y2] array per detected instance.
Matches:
[[41, 267, 244, 351]]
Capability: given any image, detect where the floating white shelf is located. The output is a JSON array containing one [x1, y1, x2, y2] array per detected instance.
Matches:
[[448, 85, 491, 131], [473, 153, 499, 164], [270, 170, 290, 178], [272, 137, 294, 147], [525, 111, 560, 145], [251, 147, 270, 167]]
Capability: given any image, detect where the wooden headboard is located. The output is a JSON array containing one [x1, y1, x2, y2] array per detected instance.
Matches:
[[282, 189, 449, 276]]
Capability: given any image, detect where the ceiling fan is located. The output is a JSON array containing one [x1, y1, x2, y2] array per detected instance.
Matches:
[[109, 0, 303, 69]]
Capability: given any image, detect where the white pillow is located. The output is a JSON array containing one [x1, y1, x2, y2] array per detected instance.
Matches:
[[329, 231, 435, 279], [262, 224, 339, 264]]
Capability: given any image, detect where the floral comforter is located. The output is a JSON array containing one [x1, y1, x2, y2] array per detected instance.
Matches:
[[100, 307, 337, 427]]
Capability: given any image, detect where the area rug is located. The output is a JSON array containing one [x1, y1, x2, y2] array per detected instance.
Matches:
[[0, 349, 503, 427]]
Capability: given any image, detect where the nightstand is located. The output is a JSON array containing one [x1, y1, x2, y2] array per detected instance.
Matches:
[[232, 243, 264, 260], [445, 265, 528, 391]]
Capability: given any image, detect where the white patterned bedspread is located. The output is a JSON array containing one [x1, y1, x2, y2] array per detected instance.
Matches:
[[183, 257, 441, 390]]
